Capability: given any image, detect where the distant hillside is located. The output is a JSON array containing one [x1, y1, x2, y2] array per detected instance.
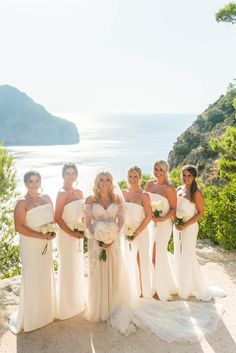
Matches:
[[168, 86, 236, 184], [0, 85, 79, 145]]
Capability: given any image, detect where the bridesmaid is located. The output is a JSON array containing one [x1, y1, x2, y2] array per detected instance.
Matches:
[[174, 165, 225, 300], [55, 162, 86, 320], [9, 171, 57, 333], [122, 166, 152, 298], [145, 160, 177, 301]]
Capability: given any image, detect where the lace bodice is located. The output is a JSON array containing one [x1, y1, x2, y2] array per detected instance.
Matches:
[[84, 202, 124, 276], [84, 202, 124, 238]]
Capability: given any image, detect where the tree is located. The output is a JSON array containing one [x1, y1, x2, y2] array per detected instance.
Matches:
[[216, 2, 236, 24], [210, 127, 236, 180], [0, 142, 20, 278]]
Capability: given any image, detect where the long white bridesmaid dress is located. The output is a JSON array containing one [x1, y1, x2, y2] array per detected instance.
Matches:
[[57, 199, 86, 320], [148, 193, 177, 300], [125, 202, 152, 298], [9, 204, 57, 334], [173, 196, 225, 300]]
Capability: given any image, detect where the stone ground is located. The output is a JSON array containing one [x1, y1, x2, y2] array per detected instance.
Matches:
[[0, 243, 236, 353]]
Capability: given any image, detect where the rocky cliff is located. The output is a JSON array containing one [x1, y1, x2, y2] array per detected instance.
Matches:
[[0, 85, 79, 145], [168, 86, 236, 183]]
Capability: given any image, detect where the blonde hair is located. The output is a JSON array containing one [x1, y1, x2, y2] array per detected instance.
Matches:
[[127, 165, 143, 178], [93, 171, 117, 203], [153, 160, 170, 180]]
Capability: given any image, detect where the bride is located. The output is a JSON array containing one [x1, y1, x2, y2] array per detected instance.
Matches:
[[84, 171, 224, 342], [84, 171, 132, 328]]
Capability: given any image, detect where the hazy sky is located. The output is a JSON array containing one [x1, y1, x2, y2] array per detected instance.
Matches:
[[0, 0, 236, 114]]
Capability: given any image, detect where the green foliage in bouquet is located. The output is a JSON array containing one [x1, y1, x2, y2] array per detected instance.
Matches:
[[199, 180, 236, 250], [0, 143, 20, 278]]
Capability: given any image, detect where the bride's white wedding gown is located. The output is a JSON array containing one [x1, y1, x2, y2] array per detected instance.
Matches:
[[84, 202, 133, 330], [173, 196, 225, 300], [148, 193, 177, 300], [125, 202, 152, 298], [84, 201, 224, 342], [9, 204, 57, 334], [57, 199, 86, 320]]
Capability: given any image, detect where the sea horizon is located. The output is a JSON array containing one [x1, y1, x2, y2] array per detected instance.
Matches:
[[7, 113, 196, 201]]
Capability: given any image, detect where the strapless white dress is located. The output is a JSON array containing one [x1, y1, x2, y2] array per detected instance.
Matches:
[[125, 202, 152, 298], [148, 193, 177, 300], [173, 196, 225, 300], [57, 199, 86, 319], [9, 204, 57, 333]]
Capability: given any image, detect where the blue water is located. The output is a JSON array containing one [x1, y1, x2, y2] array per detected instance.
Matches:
[[7, 113, 195, 200]]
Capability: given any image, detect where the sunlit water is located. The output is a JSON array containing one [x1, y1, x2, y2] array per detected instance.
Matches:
[[7, 113, 195, 201]]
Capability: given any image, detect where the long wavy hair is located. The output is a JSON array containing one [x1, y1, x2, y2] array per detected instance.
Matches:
[[93, 171, 117, 203], [181, 165, 199, 202]]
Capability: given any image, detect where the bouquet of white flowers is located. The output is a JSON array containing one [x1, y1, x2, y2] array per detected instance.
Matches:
[[151, 201, 163, 217], [94, 221, 118, 261], [175, 210, 186, 226], [126, 225, 136, 251], [41, 223, 57, 255], [74, 222, 85, 253]]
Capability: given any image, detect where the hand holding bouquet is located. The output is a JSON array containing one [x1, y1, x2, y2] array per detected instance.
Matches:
[[94, 221, 118, 261], [126, 225, 136, 251], [175, 210, 186, 227], [74, 222, 85, 237], [152, 201, 163, 227], [74, 221, 85, 253], [41, 223, 57, 255], [152, 201, 163, 217]]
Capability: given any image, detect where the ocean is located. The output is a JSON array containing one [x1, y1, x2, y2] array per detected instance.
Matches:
[[7, 113, 195, 201]]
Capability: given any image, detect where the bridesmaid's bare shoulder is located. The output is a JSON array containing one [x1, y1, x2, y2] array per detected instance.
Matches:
[[141, 191, 151, 202], [74, 189, 84, 199], [42, 194, 53, 204], [165, 182, 175, 192], [85, 196, 94, 205], [144, 179, 155, 191], [14, 197, 27, 209]]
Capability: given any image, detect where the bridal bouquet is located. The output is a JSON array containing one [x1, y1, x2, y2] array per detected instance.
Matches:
[[41, 223, 57, 255], [152, 201, 163, 227], [152, 201, 163, 217], [74, 222, 85, 253], [94, 221, 118, 261], [175, 210, 186, 227], [126, 225, 136, 251]]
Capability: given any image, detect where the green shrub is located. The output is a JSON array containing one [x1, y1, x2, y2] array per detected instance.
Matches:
[[199, 180, 236, 250], [0, 143, 20, 278], [169, 166, 182, 188]]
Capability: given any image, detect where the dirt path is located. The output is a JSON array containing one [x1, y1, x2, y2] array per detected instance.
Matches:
[[0, 245, 236, 353]]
